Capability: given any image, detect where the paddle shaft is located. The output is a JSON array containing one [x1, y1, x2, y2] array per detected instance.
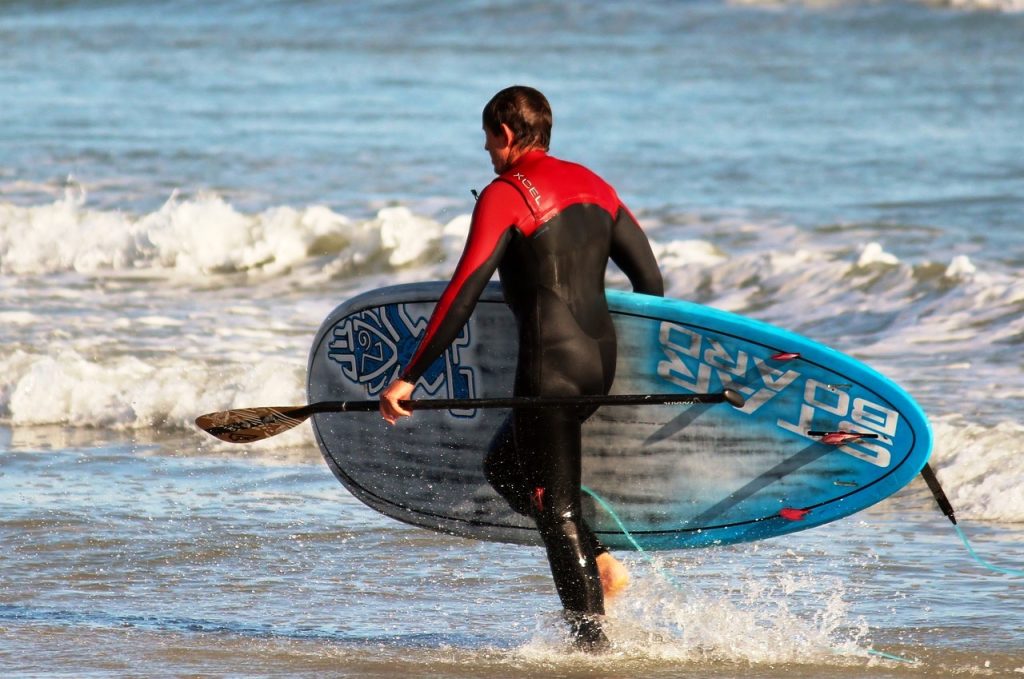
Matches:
[[296, 390, 739, 417]]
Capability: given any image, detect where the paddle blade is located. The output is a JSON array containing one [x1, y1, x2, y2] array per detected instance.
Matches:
[[195, 406, 309, 443]]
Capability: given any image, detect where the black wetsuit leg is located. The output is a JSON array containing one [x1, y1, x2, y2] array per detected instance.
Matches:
[[484, 412, 608, 558], [483, 405, 609, 649]]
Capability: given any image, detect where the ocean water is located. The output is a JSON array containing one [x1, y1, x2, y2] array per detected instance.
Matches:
[[2, 1, 1023, 676]]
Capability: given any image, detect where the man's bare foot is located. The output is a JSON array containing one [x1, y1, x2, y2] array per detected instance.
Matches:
[[596, 552, 629, 598]]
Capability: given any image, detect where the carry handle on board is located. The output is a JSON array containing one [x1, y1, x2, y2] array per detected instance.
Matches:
[[195, 389, 746, 444]]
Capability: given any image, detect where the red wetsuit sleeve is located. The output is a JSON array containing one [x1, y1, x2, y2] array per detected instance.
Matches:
[[610, 202, 664, 296], [400, 181, 526, 383]]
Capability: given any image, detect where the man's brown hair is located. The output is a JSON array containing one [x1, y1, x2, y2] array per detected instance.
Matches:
[[482, 86, 552, 151]]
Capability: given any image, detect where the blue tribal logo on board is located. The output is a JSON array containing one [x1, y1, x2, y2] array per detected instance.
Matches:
[[327, 304, 476, 415]]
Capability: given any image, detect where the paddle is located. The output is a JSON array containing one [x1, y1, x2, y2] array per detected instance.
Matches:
[[195, 388, 746, 444]]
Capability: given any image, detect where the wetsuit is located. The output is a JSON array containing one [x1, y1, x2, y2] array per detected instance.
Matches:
[[400, 150, 663, 645]]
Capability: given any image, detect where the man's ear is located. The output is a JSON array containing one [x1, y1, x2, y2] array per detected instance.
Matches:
[[499, 122, 516, 149]]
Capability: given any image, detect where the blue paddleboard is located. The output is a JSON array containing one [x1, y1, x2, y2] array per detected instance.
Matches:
[[307, 282, 932, 550]]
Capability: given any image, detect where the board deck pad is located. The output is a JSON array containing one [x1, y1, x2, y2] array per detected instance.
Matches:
[[308, 282, 932, 550]]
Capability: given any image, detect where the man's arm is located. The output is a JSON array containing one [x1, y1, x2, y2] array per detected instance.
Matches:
[[380, 183, 520, 423], [609, 205, 664, 297]]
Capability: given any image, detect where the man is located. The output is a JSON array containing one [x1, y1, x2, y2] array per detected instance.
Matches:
[[380, 85, 663, 650]]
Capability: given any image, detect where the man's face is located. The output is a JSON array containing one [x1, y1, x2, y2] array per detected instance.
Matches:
[[483, 125, 510, 174]]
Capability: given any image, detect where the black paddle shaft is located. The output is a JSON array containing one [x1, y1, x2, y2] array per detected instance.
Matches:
[[301, 388, 745, 416]]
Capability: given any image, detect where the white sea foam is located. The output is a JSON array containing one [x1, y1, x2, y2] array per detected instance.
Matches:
[[0, 311, 38, 325], [519, 551, 871, 665], [0, 348, 310, 450], [659, 233, 1023, 369], [857, 242, 900, 267], [930, 416, 1024, 523], [0, 192, 453, 278]]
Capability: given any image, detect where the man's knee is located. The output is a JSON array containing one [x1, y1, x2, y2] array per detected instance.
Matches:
[[530, 488, 581, 541]]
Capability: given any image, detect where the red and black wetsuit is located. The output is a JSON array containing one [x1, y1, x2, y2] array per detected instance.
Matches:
[[400, 150, 663, 645]]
